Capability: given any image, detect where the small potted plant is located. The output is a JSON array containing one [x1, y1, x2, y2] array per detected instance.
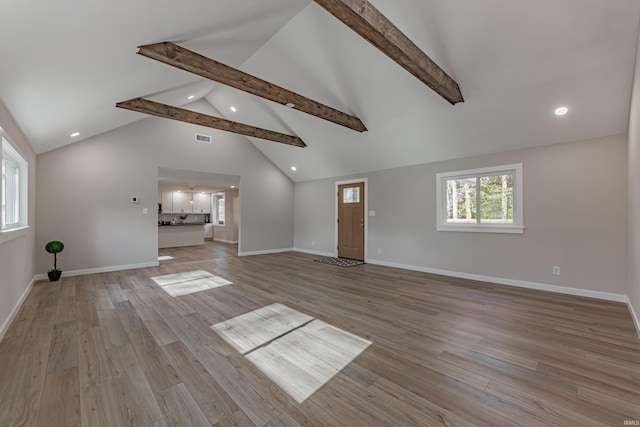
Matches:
[[45, 240, 64, 281]]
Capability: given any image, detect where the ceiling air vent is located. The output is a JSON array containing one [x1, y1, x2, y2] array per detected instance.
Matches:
[[195, 133, 212, 144]]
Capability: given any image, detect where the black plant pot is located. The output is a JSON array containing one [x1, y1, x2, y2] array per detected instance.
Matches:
[[47, 270, 62, 282]]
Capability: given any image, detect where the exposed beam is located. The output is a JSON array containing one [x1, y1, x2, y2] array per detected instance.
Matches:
[[137, 42, 367, 132], [116, 98, 306, 148], [313, 0, 463, 105]]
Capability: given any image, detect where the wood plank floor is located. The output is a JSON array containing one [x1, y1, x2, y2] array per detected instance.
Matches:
[[1, 241, 639, 426]]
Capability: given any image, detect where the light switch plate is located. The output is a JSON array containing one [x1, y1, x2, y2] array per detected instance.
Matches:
[[369, 210, 375, 216]]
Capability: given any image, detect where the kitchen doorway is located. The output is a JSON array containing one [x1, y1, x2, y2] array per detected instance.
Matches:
[[158, 167, 240, 255]]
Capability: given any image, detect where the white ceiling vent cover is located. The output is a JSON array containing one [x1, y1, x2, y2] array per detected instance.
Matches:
[[195, 133, 212, 144]]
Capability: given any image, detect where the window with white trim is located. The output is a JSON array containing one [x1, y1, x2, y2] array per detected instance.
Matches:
[[213, 192, 225, 225], [1, 134, 28, 233], [436, 163, 523, 233]]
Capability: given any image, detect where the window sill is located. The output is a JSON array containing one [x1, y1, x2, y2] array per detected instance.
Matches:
[[436, 224, 524, 234], [0, 225, 30, 244]]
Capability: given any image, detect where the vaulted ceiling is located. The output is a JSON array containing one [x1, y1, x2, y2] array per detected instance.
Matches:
[[1, 0, 639, 182]]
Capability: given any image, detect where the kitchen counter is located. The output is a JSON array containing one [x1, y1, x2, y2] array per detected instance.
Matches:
[[158, 223, 205, 248]]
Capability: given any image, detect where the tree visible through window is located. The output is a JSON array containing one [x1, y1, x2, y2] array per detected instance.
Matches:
[[214, 193, 225, 224], [437, 164, 523, 233], [446, 174, 513, 224]]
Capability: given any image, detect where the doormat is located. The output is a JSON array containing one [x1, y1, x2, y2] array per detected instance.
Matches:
[[314, 257, 364, 268]]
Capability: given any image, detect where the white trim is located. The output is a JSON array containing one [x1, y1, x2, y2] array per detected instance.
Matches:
[[335, 178, 368, 261], [0, 225, 29, 244], [366, 258, 627, 303], [1, 133, 29, 233], [627, 297, 640, 338], [293, 248, 335, 258], [436, 163, 523, 233], [213, 238, 238, 244], [437, 163, 523, 179], [436, 225, 525, 234], [238, 248, 293, 257], [34, 261, 159, 281], [0, 276, 35, 343]]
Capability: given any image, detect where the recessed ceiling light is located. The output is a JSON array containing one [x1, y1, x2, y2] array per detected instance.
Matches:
[[285, 102, 296, 108], [230, 185, 236, 189], [554, 106, 568, 116], [201, 191, 205, 194], [187, 95, 195, 100], [70, 132, 80, 137], [230, 106, 237, 112], [291, 166, 297, 171], [177, 190, 182, 193]]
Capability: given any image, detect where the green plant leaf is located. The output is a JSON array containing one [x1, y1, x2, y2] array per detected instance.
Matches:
[[45, 241, 64, 254]]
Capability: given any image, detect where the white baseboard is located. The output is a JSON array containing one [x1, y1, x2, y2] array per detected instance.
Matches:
[[365, 258, 627, 303], [627, 297, 640, 338], [0, 276, 36, 343], [34, 261, 160, 281], [213, 238, 238, 244], [293, 248, 336, 258], [238, 248, 294, 257]]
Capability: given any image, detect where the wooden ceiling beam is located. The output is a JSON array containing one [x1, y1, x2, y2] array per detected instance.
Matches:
[[313, 0, 464, 105], [137, 42, 367, 132], [116, 98, 306, 148]]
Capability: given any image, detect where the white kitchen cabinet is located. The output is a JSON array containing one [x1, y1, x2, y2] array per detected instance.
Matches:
[[204, 223, 214, 239], [172, 191, 191, 213], [161, 192, 173, 213], [193, 193, 211, 213]]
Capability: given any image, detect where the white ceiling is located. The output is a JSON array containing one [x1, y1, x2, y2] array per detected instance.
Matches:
[[1, 0, 639, 182], [0, 0, 309, 153]]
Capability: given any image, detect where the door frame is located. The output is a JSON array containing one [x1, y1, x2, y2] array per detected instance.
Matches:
[[334, 178, 368, 261]]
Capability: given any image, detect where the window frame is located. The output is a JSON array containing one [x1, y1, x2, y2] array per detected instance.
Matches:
[[1, 131, 29, 243], [436, 163, 524, 234], [212, 192, 226, 226]]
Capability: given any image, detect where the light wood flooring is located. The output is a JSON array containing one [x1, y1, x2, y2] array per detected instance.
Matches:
[[1, 241, 639, 426]]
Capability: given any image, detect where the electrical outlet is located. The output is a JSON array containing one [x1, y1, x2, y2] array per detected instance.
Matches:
[[377, 248, 382, 254], [311, 241, 315, 246], [552, 266, 560, 276]]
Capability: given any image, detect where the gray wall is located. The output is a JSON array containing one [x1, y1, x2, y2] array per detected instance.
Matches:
[[295, 134, 628, 296], [628, 25, 640, 333], [36, 100, 293, 273], [0, 101, 37, 336]]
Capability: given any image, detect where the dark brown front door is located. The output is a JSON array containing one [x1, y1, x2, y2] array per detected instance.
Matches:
[[338, 182, 365, 260]]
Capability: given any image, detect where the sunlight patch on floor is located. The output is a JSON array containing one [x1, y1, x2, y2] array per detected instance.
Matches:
[[212, 304, 371, 403], [247, 320, 371, 403], [157, 255, 174, 261], [151, 270, 231, 297], [212, 303, 313, 354]]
